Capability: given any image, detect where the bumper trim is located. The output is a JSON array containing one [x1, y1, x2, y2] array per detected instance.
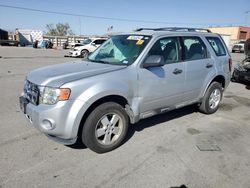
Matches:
[[46, 134, 77, 145]]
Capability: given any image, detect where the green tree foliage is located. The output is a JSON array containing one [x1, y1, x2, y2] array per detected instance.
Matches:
[[46, 23, 74, 36]]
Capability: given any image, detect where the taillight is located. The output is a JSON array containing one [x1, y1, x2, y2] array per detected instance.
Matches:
[[229, 58, 232, 73]]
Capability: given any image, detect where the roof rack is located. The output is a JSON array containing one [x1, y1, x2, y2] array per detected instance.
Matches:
[[135, 27, 211, 33]]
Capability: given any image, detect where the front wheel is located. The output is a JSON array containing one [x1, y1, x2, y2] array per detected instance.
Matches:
[[81, 49, 89, 59], [231, 71, 238, 82], [199, 82, 223, 114], [82, 102, 129, 153]]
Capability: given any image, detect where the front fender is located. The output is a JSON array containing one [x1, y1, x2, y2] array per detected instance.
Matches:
[[66, 81, 132, 139]]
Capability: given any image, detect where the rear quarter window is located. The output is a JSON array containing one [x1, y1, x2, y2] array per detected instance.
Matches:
[[206, 37, 226, 56]]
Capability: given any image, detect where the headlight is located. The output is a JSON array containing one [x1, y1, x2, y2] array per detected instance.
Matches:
[[39, 87, 71, 105], [235, 63, 247, 72]]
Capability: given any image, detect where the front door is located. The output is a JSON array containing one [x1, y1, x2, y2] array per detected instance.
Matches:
[[138, 37, 185, 113]]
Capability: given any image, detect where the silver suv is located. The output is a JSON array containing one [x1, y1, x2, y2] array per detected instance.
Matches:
[[19, 27, 231, 153]]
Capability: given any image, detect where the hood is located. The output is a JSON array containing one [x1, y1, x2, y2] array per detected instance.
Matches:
[[74, 46, 83, 50], [74, 45, 90, 51], [27, 61, 126, 87]]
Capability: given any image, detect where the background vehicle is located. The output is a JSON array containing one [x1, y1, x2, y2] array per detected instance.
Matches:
[[231, 38, 250, 85], [232, 41, 245, 53], [36, 40, 53, 48], [20, 27, 231, 153], [68, 38, 92, 48], [68, 38, 107, 58], [0, 28, 19, 46], [75, 38, 93, 47]]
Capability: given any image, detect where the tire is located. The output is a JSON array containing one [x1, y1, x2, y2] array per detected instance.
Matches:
[[82, 102, 129, 153], [199, 82, 223, 114], [81, 49, 89, 59], [231, 71, 238, 82]]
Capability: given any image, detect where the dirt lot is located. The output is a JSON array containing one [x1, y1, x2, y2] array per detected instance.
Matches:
[[0, 47, 249, 188]]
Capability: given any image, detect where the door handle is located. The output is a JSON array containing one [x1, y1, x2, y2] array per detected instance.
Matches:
[[173, 68, 183, 74], [206, 63, 213, 68]]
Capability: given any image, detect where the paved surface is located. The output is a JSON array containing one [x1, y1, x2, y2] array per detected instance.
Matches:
[[0, 47, 249, 188]]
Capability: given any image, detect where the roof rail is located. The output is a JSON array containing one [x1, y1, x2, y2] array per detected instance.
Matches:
[[135, 27, 211, 33]]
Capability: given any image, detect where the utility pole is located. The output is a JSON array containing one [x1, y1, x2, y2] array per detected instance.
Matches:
[[79, 17, 82, 36], [246, 11, 250, 26]]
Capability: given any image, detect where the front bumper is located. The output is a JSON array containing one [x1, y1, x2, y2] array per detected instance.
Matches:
[[68, 50, 81, 57], [19, 96, 86, 144]]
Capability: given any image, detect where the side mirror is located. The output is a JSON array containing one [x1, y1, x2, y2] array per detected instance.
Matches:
[[91, 42, 96, 46], [143, 55, 165, 68]]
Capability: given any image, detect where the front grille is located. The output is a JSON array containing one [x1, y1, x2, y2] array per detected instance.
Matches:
[[23, 80, 39, 105]]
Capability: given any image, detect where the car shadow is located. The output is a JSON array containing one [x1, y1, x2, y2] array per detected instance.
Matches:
[[123, 104, 199, 145], [66, 139, 87, 150], [66, 104, 199, 151], [170, 185, 188, 188]]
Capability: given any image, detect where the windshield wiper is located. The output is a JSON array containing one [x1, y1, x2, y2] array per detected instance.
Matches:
[[87, 58, 109, 64], [87, 58, 128, 66], [93, 60, 109, 64]]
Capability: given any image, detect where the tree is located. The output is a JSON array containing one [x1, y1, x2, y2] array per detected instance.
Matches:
[[45, 23, 74, 36]]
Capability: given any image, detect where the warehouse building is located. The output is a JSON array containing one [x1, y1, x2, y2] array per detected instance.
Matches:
[[208, 26, 250, 48], [208, 26, 250, 40]]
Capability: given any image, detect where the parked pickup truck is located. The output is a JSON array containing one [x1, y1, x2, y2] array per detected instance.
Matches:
[[20, 27, 231, 153]]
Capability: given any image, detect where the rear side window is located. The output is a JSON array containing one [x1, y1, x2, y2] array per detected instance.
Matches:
[[206, 37, 226, 56], [94, 39, 106, 45], [183, 37, 207, 61]]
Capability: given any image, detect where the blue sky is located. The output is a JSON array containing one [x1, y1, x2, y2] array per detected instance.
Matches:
[[0, 0, 250, 35]]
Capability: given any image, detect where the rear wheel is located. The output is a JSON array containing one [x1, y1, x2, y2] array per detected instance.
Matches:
[[199, 82, 223, 114], [82, 102, 129, 153], [81, 49, 89, 59]]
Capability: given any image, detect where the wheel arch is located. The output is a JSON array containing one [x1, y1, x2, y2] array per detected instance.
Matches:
[[81, 48, 89, 53], [76, 95, 130, 142], [210, 75, 225, 88], [202, 75, 225, 97]]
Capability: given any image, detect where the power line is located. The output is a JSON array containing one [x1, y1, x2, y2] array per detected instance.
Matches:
[[0, 4, 208, 26], [0, 4, 244, 26]]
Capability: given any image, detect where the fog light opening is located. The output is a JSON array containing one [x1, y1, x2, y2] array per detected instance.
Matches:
[[42, 119, 55, 130]]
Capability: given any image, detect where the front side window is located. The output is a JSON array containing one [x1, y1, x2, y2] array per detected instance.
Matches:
[[148, 37, 180, 64], [88, 35, 151, 65], [183, 37, 207, 61], [206, 37, 226, 56]]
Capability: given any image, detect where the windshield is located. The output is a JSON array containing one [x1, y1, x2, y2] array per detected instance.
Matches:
[[82, 38, 92, 44], [88, 35, 151, 65]]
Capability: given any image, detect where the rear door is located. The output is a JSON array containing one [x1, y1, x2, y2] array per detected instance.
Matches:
[[206, 36, 230, 72], [181, 36, 216, 102]]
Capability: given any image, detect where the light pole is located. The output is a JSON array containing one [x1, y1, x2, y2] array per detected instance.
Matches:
[[246, 11, 250, 26]]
